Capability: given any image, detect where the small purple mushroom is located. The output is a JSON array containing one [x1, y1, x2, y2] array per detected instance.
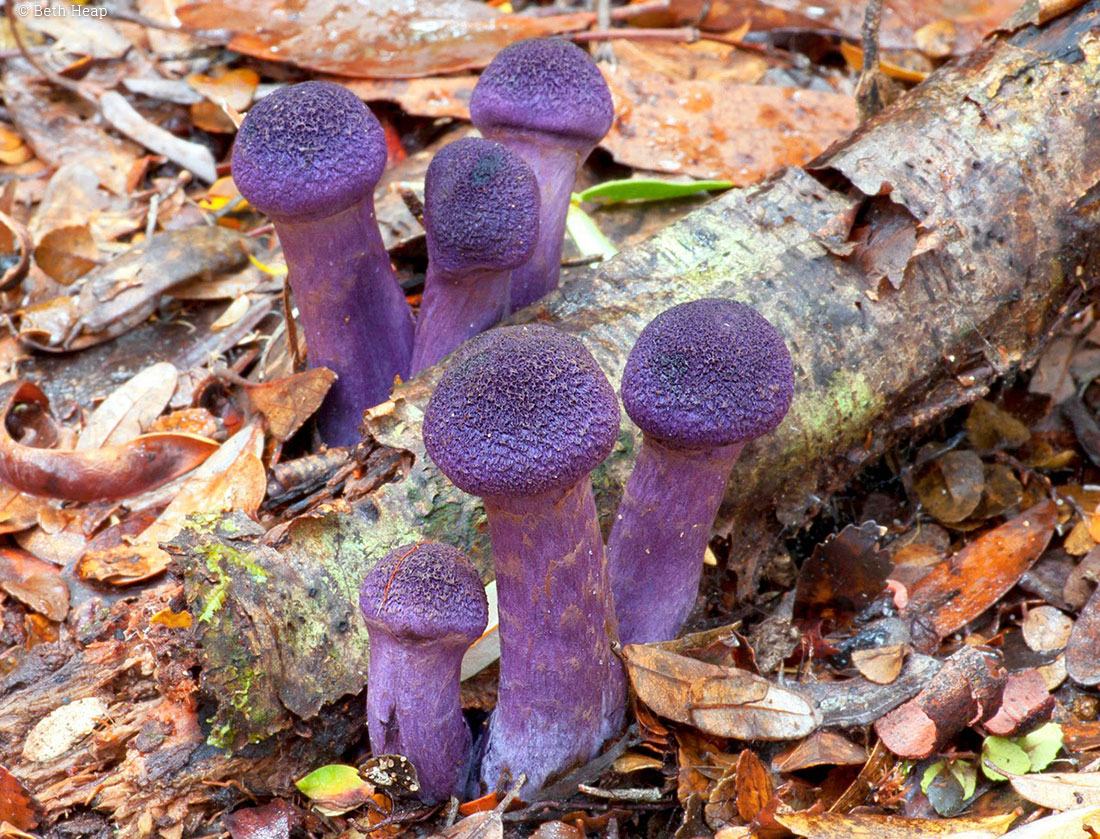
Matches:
[[410, 138, 540, 374], [608, 299, 795, 645], [359, 541, 488, 804], [470, 38, 613, 312], [422, 324, 625, 796], [231, 81, 414, 446]]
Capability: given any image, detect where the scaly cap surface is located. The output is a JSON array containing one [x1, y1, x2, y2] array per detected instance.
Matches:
[[423, 325, 619, 498], [231, 81, 386, 222], [359, 542, 487, 644], [425, 137, 540, 278], [470, 38, 614, 152], [621, 299, 794, 449]]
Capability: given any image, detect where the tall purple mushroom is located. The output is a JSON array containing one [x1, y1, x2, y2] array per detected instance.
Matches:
[[608, 299, 795, 645], [231, 81, 414, 446], [359, 541, 488, 804], [422, 324, 625, 796], [410, 137, 540, 375], [470, 38, 613, 312]]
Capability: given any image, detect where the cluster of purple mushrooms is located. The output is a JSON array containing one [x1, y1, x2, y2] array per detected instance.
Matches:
[[231, 39, 796, 805]]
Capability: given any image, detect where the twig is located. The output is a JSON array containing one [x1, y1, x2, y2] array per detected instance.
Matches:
[[856, 0, 886, 121], [282, 280, 302, 370], [571, 26, 699, 44]]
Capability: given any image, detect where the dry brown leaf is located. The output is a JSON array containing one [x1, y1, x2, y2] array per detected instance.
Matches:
[[0, 381, 218, 503], [246, 368, 337, 442], [601, 42, 856, 182], [1009, 772, 1100, 810], [903, 501, 1057, 639], [77, 362, 179, 450], [623, 644, 819, 740], [0, 765, 37, 831], [776, 810, 1016, 838], [0, 572, 69, 621], [914, 449, 985, 525], [733, 748, 772, 824], [187, 67, 259, 111], [1067, 583, 1100, 685], [33, 224, 98, 285], [177, 0, 590, 79], [773, 731, 868, 773], [851, 644, 906, 685], [75, 424, 266, 584]]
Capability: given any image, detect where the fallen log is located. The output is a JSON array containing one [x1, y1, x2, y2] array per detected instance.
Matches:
[[4, 5, 1100, 834]]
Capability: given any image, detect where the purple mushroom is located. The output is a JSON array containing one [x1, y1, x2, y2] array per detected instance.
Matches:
[[410, 137, 540, 375], [470, 38, 613, 312], [422, 324, 625, 796], [231, 81, 414, 446], [608, 299, 795, 645], [359, 541, 488, 804]]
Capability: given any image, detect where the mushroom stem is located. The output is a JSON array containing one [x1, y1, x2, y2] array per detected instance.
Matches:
[[366, 628, 472, 802], [277, 202, 414, 445], [608, 437, 745, 645], [489, 140, 580, 312], [479, 478, 626, 794], [410, 266, 511, 375]]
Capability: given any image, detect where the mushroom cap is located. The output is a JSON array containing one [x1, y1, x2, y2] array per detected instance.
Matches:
[[423, 325, 619, 498], [231, 81, 386, 223], [469, 38, 614, 152], [425, 137, 540, 278], [621, 299, 794, 450], [359, 542, 487, 644]]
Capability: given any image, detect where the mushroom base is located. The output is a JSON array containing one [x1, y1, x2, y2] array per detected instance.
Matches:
[[608, 437, 745, 645], [366, 630, 473, 804], [478, 479, 626, 796], [277, 200, 414, 446], [483, 136, 581, 313]]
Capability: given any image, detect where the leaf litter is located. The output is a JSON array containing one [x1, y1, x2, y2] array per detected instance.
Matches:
[[1, 1, 1100, 838]]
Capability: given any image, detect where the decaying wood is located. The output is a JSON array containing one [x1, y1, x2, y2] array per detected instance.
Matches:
[[365, 4, 1100, 602], [5, 6, 1100, 835]]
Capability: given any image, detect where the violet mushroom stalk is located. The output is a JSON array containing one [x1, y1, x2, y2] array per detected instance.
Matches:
[[422, 324, 625, 796], [470, 38, 613, 312], [410, 137, 540, 374], [231, 81, 414, 446], [608, 299, 795, 645], [359, 541, 488, 804]]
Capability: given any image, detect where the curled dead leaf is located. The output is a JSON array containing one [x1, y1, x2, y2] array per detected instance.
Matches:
[[0, 210, 31, 291], [0, 381, 218, 502], [623, 644, 819, 741]]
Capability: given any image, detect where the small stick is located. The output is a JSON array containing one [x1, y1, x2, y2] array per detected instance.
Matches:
[[571, 26, 699, 44], [856, 0, 886, 121]]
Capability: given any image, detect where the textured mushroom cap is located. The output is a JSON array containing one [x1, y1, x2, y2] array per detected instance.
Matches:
[[470, 38, 613, 152], [423, 325, 619, 498], [359, 542, 488, 644], [621, 299, 794, 450], [425, 137, 540, 278], [231, 81, 386, 223]]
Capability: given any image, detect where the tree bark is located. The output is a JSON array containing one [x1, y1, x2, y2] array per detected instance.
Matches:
[[365, 4, 1100, 600], [5, 5, 1100, 834]]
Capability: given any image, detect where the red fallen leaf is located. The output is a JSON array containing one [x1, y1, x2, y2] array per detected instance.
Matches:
[[902, 501, 1057, 641], [0, 381, 218, 502], [176, 0, 591, 80], [0, 764, 38, 830], [225, 799, 301, 839]]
